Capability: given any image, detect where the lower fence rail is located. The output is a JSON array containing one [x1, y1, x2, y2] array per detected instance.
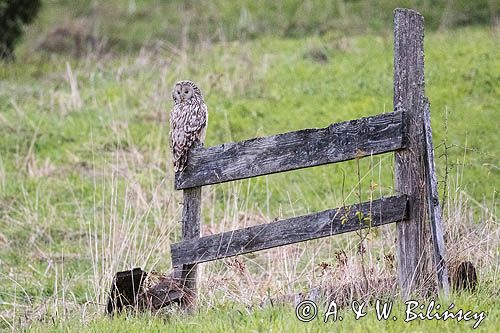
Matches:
[[171, 194, 408, 266]]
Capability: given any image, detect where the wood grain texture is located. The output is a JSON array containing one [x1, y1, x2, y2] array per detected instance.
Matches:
[[423, 98, 450, 295], [178, 186, 201, 310], [393, 8, 434, 297], [171, 195, 408, 266], [175, 111, 405, 189]]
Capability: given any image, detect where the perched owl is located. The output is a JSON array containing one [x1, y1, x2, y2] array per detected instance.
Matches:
[[169, 80, 208, 172]]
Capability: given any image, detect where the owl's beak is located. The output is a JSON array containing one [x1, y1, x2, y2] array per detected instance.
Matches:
[[180, 96, 184, 102]]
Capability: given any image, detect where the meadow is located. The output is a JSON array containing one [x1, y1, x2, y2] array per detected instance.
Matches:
[[0, 1, 498, 331]]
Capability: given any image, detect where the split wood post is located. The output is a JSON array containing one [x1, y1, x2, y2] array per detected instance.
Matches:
[[393, 8, 433, 297], [423, 98, 450, 295]]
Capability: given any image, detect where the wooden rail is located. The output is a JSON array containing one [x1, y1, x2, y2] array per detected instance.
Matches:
[[175, 111, 404, 189], [172, 195, 408, 266]]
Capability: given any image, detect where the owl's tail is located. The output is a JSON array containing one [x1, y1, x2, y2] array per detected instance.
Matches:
[[173, 152, 189, 173], [172, 139, 204, 173]]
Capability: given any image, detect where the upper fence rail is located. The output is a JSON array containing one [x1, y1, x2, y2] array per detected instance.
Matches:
[[175, 111, 405, 189]]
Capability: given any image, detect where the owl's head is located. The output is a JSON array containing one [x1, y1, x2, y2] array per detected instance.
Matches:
[[172, 80, 203, 104]]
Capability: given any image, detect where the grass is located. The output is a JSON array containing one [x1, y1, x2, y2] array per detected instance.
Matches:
[[20, 0, 496, 52], [0, 1, 499, 332], [22, 293, 500, 332]]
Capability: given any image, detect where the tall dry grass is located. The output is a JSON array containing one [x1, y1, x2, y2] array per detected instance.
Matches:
[[1, 40, 498, 331]]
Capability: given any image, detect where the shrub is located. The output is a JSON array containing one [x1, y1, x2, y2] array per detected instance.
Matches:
[[0, 0, 42, 60]]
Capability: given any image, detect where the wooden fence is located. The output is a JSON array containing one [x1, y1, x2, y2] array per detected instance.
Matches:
[[170, 8, 450, 308]]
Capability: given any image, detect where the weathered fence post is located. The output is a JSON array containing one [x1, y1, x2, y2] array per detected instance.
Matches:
[[393, 8, 448, 296], [393, 8, 431, 297], [179, 186, 201, 310]]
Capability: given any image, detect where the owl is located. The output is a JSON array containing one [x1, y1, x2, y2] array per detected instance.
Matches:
[[169, 80, 208, 172]]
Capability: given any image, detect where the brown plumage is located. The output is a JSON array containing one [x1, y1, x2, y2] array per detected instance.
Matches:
[[169, 80, 208, 172]]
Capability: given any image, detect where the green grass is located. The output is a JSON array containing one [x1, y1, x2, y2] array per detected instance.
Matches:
[[19, 0, 496, 53], [21, 291, 500, 332], [2, 27, 498, 215], [0, 1, 499, 332]]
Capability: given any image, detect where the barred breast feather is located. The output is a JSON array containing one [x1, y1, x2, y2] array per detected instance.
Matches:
[[170, 93, 207, 172]]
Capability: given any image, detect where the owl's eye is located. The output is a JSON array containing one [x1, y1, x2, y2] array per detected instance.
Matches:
[[177, 91, 180, 94], [184, 90, 189, 94]]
